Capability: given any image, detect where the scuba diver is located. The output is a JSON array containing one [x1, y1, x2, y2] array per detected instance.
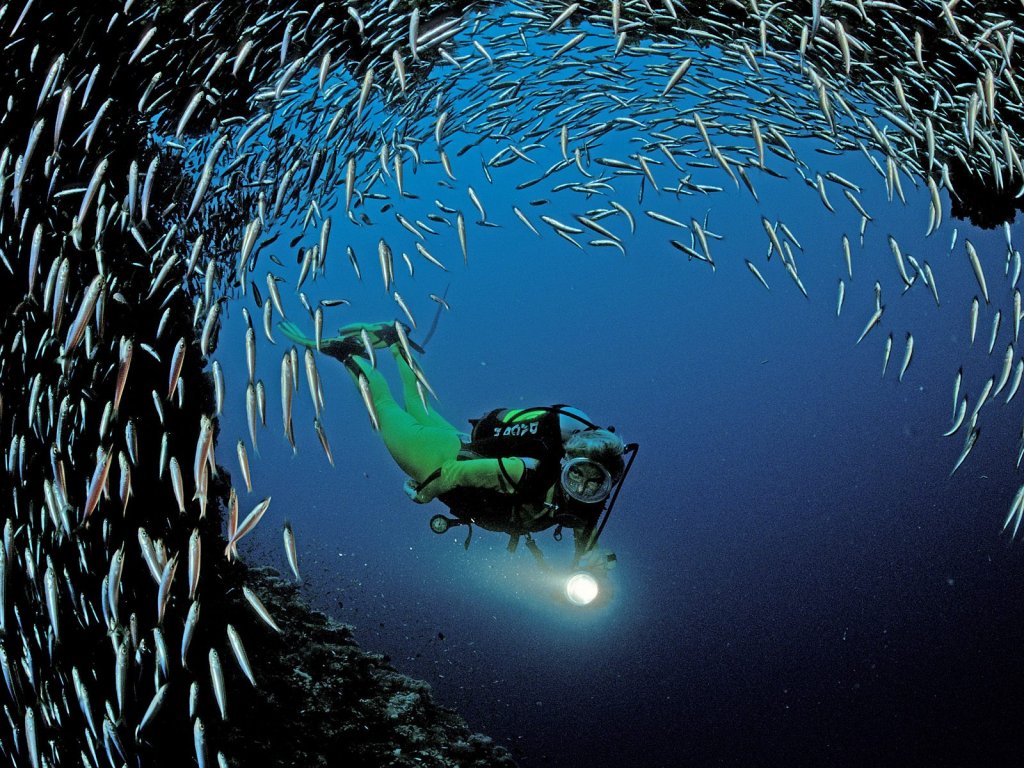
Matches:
[[279, 320, 637, 574]]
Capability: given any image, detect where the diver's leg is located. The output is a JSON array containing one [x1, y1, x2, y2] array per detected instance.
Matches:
[[347, 356, 460, 482], [280, 320, 394, 356], [389, 345, 459, 432]]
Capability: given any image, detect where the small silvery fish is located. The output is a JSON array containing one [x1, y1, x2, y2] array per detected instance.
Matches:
[[282, 521, 300, 582]]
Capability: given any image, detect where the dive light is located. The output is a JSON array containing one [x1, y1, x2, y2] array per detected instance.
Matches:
[[565, 571, 600, 606]]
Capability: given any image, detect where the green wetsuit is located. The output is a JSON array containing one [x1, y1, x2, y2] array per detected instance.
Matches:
[[346, 349, 532, 502]]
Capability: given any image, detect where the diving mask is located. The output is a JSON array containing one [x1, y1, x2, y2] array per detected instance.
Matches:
[[560, 457, 612, 504]]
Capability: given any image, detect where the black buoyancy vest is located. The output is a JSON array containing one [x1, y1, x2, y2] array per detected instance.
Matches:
[[468, 405, 567, 462], [469, 405, 573, 496], [438, 405, 574, 523]]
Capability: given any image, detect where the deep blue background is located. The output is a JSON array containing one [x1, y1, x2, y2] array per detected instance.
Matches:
[[211, 31, 1024, 768]]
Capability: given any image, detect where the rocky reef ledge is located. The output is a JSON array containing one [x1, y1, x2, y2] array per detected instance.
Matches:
[[219, 566, 517, 768]]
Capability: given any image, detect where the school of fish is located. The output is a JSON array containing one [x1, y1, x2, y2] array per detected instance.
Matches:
[[1, 0, 1024, 765]]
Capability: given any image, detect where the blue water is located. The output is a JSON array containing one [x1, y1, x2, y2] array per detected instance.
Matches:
[[207, 17, 1024, 767]]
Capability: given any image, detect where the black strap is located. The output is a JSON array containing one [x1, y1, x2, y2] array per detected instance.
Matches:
[[415, 452, 526, 511], [413, 467, 443, 493], [581, 442, 638, 558], [547, 403, 603, 431], [495, 456, 522, 492], [524, 534, 551, 572], [419, 284, 449, 349], [491, 404, 604, 432]]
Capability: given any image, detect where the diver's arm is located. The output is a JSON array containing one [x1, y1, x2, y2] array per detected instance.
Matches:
[[412, 457, 534, 503], [571, 521, 597, 562]]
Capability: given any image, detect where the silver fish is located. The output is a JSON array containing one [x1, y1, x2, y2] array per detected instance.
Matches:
[[25, 707, 38, 768], [136, 684, 169, 742], [157, 555, 179, 626], [855, 305, 883, 345], [394, 292, 416, 329], [194, 718, 207, 768], [188, 134, 229, 220], [107, 546, 125, 626], [313, 416, 334, 466], [242, 586, 282, 633], [169, 457, 185, 515], [72, 158, 108, 244], [83, 446, 113, 522], [1002, 484, 1024, 539], [994, 344, 1015, 397], [357, 373, 381, 431], [266, 272, 286, 319], [209, 648, 227, 720], [226, 489, 239, 559], [662, 58, 693, 97], [168, 338, 186, 399], [64, 275, 104, 354], [949, 428, 980, 478], [898, 333, 914, 382], [246, 383, 259, 454], [246, 326, 257, 383], [115, 638, 129, 715], [282, 521, 300, 582], [212, 359, 225, 415], [378, 238, 394, 292], [138, 527, 161, 585], [966, 240, 990, 304], [281, 353, 295, 451], [227, 624, 257, 687], [456, 211, 468, 263], [236, 441, 252, 493], [228, 497, 272, 554], [969, 377, 995, 426], [257, 379, 267, 426], [304, 348, 323, 417], [194, 414, 214, 493], [200, 300, 221, 358], [188, 528, 202, 601], [182, 600, 200, 668], [263, 300, 275, 344], [1006, 360, 1024, 405], [989, 310, 1002, 356], [43, 562, 59, 643]]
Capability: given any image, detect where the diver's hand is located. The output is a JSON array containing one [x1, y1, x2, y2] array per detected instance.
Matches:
[[403, 478, 425, 503], [579, 548, 617, 574]]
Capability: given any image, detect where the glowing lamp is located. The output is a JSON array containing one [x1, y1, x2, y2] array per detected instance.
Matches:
[[565, 572, 599, 606]]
